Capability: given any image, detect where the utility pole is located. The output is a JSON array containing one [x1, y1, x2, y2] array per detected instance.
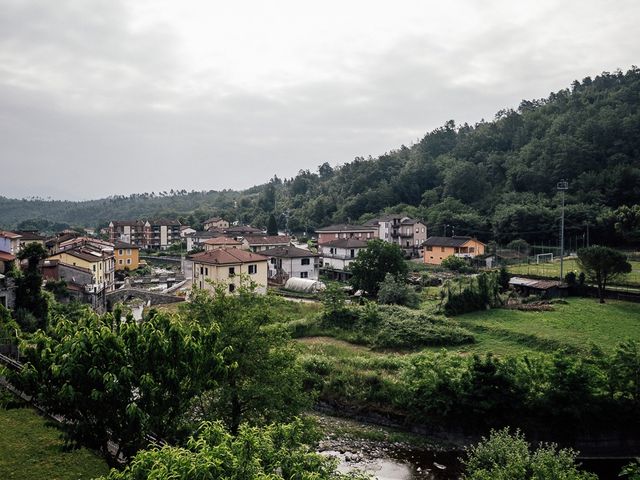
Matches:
[[557, 180, 568, 281]]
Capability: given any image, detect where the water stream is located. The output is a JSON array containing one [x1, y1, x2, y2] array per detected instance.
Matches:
[[316, 414, 632, 480]]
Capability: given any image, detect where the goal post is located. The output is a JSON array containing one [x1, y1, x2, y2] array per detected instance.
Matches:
[[536, 253, 553, 264]]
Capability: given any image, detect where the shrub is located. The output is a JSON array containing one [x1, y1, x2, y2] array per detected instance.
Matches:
[[377, 273, 420, 308]]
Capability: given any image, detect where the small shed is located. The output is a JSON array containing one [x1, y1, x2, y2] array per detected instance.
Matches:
[[509, 277, 569, 298], [284, 277, 326, 294]]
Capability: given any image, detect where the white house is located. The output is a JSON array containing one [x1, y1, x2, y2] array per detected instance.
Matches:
[[261, 245, 319, 282], [319, 238, 368, 272]]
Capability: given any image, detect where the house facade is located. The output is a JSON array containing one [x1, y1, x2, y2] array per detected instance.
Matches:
[[203, 217, 230, 231], [315, 224, 378, 246], [109, 219, 181, 250], [186, 231, 221, 252], [261, 245, 319, 283], [48, 247, 115, 292], [15, 230, 45, 250], [114, 241, 140, 270], [0, 230, 22, 256], [319, 238, 368, 272], [42, 259, 107, 312], [190, 248, 268, 294], [364, 216, 427, 256], [422, 236, 486, 265]]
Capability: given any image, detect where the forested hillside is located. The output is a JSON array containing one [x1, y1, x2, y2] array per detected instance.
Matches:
[[2, 67, 640, 245]]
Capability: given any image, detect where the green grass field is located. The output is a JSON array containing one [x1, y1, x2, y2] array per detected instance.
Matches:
[[452, 297, 640, 355], [296, 297, 640, 359], [0, 406, 110, 480], [507, 258, 640, 287]]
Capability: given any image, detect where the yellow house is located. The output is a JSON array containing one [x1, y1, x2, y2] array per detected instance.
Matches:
[[190, 248, 268, 294], [114, 241, 140, 270], [422, 236, 486, 265], [48, 247, 115, 292]]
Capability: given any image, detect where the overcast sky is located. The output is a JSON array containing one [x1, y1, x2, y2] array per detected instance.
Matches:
[[1, 0, 639, 200]]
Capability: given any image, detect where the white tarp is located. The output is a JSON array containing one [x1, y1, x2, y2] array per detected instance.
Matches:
[[284, 277, 326, 293]]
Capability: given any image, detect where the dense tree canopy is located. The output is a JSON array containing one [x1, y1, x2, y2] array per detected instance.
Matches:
[[577, 246, 633, 302], [349, 239, 407, 296]]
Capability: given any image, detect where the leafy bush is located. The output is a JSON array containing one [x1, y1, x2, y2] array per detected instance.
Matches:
[[462, 428, 597, 479], [373, 314, 475, 349], [442, 255, 473, 273], [377, 273, 420, 308]]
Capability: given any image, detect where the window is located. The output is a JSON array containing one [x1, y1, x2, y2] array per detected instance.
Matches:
[[126, 259, 131, 265], [93, 265, 96, 272], [300, 272, 308, 278], [200, 266, 204, 275], [301, 258, 310, 265], [118, 249, 123, 255], [205, 267, 209, 275], [229, 267, 235, 276], [422, 228, 425, 233], [119, 259, 123, 265], [426, 246, 433, 251], [350, 249, 355, 258], [248, 264, 257, 274], [335, 233, 338, 238], [441, 247, 445, 252], [270, 258, 276, 264], [469, 247, 475, 253], [229, 283, 235, 293]]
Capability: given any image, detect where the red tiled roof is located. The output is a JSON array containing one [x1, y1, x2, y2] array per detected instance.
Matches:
[[203, 236, 242, 246], [0, 251, 16, 262], [243, 235, 291, 245], [0, 230, 22, 239], [190, 248, 268, 265]]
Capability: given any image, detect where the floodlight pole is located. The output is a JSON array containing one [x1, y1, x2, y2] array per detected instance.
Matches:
[[557, 180, 568, 281]]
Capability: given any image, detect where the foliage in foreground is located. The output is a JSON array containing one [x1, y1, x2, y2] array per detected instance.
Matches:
[[102, 418, 370, 480], [181, 285, 310, 435], [462, 428, 596, 479], [10, 308, 223, 463]]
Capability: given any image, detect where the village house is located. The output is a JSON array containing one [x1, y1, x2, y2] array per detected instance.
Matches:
[[203, 236, 243, 251], [180, 225, 197, 238], [114, 241, 140, 270], [315, 224, 378, 246], [0, 230, 22, 256], [190, 248, 268, 294], [48, 246, 115, 292], [203, 217, 230, 231], [242, 235, 291, 252], [41, 259, 107, 312], [422, 236, 486, 265], [109, 219, 181, 250], [15, 230, 46, 250], [319, 238, 368, 281], [261, 245, 319, 284], [365, 215, 427, 256], [186, 231, 221, 252], [222, 225, 264, 238]]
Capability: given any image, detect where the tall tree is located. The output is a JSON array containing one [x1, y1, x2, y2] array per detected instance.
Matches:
[[184, 285, 309, 434], [349, 239, 407, 296], [577, 246, 632, 303], [267, 213, 278, 235], [15, 242, 49, 330]]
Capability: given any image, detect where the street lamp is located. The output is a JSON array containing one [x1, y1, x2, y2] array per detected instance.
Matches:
[[557, 180, 568, 281]]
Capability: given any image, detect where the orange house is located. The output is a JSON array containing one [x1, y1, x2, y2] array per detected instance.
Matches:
[[422, 236, 485, 265], [114, 241, 140, 270]]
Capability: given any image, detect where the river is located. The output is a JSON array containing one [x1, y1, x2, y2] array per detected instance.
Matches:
[[315, 414, 632, 480]]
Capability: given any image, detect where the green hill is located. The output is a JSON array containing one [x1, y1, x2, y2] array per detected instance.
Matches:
[[2, 67, 640, 245]]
